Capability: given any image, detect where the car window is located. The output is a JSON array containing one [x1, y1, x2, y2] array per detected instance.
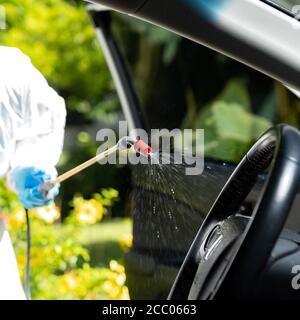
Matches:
[[111, 13, 300, 164]]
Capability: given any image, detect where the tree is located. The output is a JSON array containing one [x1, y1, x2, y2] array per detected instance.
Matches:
[[1, 0, 117, 122]]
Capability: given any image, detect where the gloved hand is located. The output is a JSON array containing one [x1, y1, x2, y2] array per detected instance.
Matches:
[[9, 167, 59, 209]]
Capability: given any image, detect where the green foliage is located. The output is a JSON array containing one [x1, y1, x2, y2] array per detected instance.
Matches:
[[196, 79, 273, 162], [35, 263, 128, 300], [12, 219, 130, 300], [1, 0, 116, 121], [67, 188, 119, 225], [93, 188, 119, 207], [0, 179, 19, 212], [214, 79, 251, 111], [1, 179, 131, 300]]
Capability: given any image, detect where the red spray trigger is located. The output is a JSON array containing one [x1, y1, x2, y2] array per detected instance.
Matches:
[[133, 139, 153, 157]]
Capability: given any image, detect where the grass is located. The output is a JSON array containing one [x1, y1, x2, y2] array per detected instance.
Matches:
[[79, 218, 132, 267]]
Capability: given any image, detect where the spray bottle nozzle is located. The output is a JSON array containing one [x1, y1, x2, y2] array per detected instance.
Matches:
[[117, 136, 153, 157], [133, 138, 153, 157]]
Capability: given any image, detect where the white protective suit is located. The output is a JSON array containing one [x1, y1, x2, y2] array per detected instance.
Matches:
[[0, 46, 66, 299]]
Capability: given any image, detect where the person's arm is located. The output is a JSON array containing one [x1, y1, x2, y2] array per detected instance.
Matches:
[[7, 74, 66, 179], [1, 48, 66, 207]]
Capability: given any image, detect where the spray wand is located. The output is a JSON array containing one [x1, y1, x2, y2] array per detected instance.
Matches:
[[40, 136, 153, 195], [23, 136, 152, 299]]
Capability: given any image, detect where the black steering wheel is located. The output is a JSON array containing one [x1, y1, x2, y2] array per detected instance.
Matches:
[[168, 124, 300, 300]]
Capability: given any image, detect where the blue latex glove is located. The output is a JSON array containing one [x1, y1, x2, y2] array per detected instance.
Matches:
[[10, 167, 59, 209]]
